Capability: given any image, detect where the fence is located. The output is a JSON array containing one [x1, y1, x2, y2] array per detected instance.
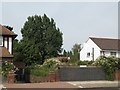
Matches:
[[58, 66, 106, 81]]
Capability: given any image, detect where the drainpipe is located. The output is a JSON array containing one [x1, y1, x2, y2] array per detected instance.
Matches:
[[92, 48, 94, 61]]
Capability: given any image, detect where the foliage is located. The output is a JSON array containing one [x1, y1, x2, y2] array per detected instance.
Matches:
[[72, 43, 81, 61], [77, 60, 94, 66], [43, 58, 61, 70], [19, 14, 63, 65], [66, 59, 78, 66], [63, 50, 67, 57], [30, 65, 49, 77], [2, 61, 15, 77], [93, 56, 119, 80], [66, 59, 94, 66], [13, 39, 25, 64], [0, 67, 2, 75], [29, 58, 63, 77], [4, 25, 13, 31]]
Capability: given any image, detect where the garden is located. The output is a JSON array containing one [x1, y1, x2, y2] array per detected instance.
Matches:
[[0, 56, 120, 83], [25, 56, 120, 82]]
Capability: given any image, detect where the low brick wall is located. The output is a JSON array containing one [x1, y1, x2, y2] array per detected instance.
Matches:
[[114, 70, 120, 80], [29, 72, 59, 83], [7, 72, 16, 83]]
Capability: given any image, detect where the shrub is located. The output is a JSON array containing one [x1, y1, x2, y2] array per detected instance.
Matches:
[[2, 61, 15, 77], [93, 56, 119, 80], [77, 60, 94, 66], [66, 58, 81, 66], [29, 58, 62, 77], [0, 67, 2, 75], [30, 65, 49, 77], [66, 59, 94, 66]]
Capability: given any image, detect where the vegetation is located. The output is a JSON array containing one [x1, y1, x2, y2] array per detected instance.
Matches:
[[29, 58, 62, 77], [1, 61, 14, 77], [13, 14, 63, 66], [93, 56, 119, 80], [4, 25, 13, 31], [63, 43, 81, 61], [0, 67, 2, 75], [66, 59, 94, 66], [71, 44, 81, 60]]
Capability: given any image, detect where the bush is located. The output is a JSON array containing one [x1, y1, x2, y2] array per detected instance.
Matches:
[[2, 61, 15, 77], [30, 65, 49, 77], [0, 67, 2, 75], [77, 60, 94, 66], [66, 59, 94, 66], [43, 58, 60, 70], [29, 58, 62, 77], [93, 56, 119, 80]]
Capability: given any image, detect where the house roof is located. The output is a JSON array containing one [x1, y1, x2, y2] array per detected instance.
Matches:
[[0, 24, 17, 37], [90, 37, 120, 51], [0, 47, 13, 58]]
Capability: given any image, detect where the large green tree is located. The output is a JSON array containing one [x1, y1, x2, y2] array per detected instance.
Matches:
[[13, 39, 24, 62], [20, 14, 63, 65]]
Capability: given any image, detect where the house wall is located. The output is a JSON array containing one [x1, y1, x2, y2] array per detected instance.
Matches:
[[103, 50, 120, 58], [80, 38, 101, 61]]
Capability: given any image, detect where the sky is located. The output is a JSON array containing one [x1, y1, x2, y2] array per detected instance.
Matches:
[[0, 1, 119, 51]]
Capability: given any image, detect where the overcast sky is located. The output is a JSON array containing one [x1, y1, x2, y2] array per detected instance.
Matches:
[[0, 2, 118, 51]]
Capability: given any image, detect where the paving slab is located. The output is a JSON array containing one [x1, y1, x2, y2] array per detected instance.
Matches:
[[67, 80, 119, 88]]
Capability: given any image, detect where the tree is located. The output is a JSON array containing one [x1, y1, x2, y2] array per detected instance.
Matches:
[[13, 39, 24, 62], [63, 50, 67, 57], [4, 25, 13, 31], [72, 43, 81, 60], [20, 14, 63, 65]]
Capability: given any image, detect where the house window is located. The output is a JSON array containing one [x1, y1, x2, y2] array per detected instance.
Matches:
[[0, 36, 3, 46], [87, 52, 90, 57], [110, 52, 116, 57], [100, 51, 105, 56]]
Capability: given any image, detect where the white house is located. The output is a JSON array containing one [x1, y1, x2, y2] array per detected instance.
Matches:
[[80, 37, 120, 61]]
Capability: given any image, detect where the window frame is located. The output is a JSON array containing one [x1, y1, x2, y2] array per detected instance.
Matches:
[[87, 52, 90, 58], [0, 36, 3, 46], [110, 52, 116, 57]]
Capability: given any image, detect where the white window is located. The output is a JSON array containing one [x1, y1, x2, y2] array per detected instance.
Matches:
[[110, 52, 116, 57], [0, 36, 3, 46]]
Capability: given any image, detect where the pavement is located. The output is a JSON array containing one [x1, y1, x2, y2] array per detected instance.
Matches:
[[0, 84, 6, 90], [0, 81, 120, 90], [3, 82, 77, 88], [67, 80, 119, 88]]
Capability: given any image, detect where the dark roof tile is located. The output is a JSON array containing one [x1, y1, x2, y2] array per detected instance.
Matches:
[[0, 24, 17, 36], [90, 37, 120, 51]]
